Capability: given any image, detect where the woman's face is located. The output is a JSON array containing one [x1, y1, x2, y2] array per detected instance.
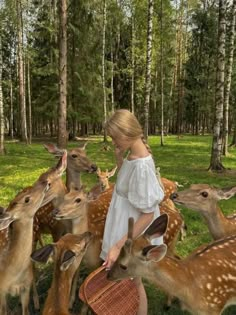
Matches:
[[109, 134, 132, 151]]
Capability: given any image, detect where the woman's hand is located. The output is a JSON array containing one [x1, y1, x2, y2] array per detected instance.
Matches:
[[103, 244, 121, 269]]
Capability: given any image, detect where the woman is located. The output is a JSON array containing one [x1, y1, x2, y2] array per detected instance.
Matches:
[[101, 109, 164, 315]]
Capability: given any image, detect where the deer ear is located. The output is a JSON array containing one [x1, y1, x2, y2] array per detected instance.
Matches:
[[143, 244, 167, 262], [144, 214, 168, 240], [56, 150, 67, 172], [217, 187, 236, 200], [43, 143, 64, 157], [60, 250, 76, 271], [31, 244, 54, 263], [0, 217, 15, 230], [108, 166, 117, 178]]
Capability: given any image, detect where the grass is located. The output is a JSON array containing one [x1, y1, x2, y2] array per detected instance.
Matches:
[[0, 135, 236, 314]]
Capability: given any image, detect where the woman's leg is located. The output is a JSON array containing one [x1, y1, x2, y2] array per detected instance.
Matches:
[[134, 277, 148, 315]]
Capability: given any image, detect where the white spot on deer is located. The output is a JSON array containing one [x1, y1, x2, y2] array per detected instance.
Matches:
[[206, 283, 212, 290]]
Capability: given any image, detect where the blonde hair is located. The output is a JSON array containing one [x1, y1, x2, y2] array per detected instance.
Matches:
[[105, 109, 152, 154]]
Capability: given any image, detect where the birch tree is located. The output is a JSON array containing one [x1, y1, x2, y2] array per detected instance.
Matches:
[[143, 0, 154, 139], [0, 35, 4, 155], [102, 0, 107, 142], [17, 0, 28, 143], [223, 0, 236, 155], [208, 0, 226, 171], [58, 0, 68, 148]]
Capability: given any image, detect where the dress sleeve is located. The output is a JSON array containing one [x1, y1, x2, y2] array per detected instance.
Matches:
[[128, 163, 164, 213]]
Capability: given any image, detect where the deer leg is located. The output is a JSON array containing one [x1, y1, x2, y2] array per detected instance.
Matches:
[[20, 286, 30, 315], [0, 294, 7, 315], [69, 268, 80, 309], [32, 277, 40, 310]]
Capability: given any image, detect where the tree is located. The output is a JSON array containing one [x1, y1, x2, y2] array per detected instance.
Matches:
[[0, 35, 5, 155], [102, 0, 107, 142], [223, 0, 236, 155], [17, 0, 28, 143], [208, 0, 226, 171], [58, 0, 68, 148], [143, 0, 154, 139]]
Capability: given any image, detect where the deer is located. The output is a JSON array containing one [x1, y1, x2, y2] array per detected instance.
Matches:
[[31, 232, 93, 315], [0, 152, 67, 314], [160, 177, 187, 242], [54, 177, 185, 309], [88, 166, 117, 200], [0, 177, 49, 315], [108, 214, 236, 315], [33, 142, 97, 247], [170, 184, 236, 240]]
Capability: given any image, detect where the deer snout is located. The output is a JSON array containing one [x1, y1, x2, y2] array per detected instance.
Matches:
[[90, 164, 98, 173], [52, 208, 60, 216], [170, 192, 178, 200]]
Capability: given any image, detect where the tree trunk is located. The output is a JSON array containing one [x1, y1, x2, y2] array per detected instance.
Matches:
[[223, 0, 236, 155], [208, 0, 226, 171], [160, 0, 164, 146], [102, 0, 107, 142], [131, 12, 135, 114], [111, 33, 114, 114], [27, 58, 32, 144], [57, 0, 68, 149], [9, 73, 14, 139], [17, 0, 28, 144], [143, 0, 154, 140], [0, 36, 5, 155]]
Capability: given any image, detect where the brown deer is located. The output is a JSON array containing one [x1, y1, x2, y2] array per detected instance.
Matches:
[[33, 143, 97, 247], [31, 232, 93, 315], [0, 177, 49, 315], [54, 178, 184, 309], [108, 214, 236, 315], [171, 184, 236, 240], [88, 166, 117, 199], [0, 152, 67, 314]]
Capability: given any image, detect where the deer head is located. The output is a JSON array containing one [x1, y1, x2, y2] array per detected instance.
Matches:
[[171, 184, 236, 214], [0, 179, 49, 230], [108, 214, 168, 281]]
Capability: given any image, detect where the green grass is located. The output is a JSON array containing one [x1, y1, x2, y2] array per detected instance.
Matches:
[[1, 135, 236, 314]]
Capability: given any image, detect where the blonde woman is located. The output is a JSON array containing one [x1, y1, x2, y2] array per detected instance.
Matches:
[[101, 109, 164, 315]]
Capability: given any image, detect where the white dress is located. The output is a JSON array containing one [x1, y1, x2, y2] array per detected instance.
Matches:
[[100, 155, 164, 260]]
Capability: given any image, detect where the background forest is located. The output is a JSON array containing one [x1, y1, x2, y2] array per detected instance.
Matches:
[[0, 0, 236, 171]]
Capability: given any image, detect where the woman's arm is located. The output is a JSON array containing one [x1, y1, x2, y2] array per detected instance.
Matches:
[[103, 212, 154, 269]]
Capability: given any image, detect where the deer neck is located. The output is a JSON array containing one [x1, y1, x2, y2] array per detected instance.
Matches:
[[201, 206, 228, 240], [0, 219, 33, 275], [43, 265, 72, 315], [71, 203, 89, 234], [144, 257, 194, 310], [66, 167, 81, 190]]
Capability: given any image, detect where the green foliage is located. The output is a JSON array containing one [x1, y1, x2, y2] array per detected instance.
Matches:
[[1, 135, 236, 314]]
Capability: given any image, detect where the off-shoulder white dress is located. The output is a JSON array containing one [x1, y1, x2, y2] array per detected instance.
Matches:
[[100, 155, 164, 260]]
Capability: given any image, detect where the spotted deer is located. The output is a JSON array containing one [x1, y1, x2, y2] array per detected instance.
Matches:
[[33, 143, 97, 247], [171, 184, 236, 240], [108, 214, 236, 315], [31, 232, 93, 315], [88, 166, 117, 199], [54, 178, 184, 308], [0, 177, 50, 315]]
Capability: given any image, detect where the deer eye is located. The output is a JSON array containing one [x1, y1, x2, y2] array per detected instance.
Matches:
[[201, 191, 208, 198], [75, 198, 81, 203], [119, 264, 127, 271], [72, 154, 77, 158], [25, 197, 30, 203]]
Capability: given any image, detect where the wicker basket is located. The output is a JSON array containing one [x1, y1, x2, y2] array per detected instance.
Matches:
[[79, 266, 139, 315]]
